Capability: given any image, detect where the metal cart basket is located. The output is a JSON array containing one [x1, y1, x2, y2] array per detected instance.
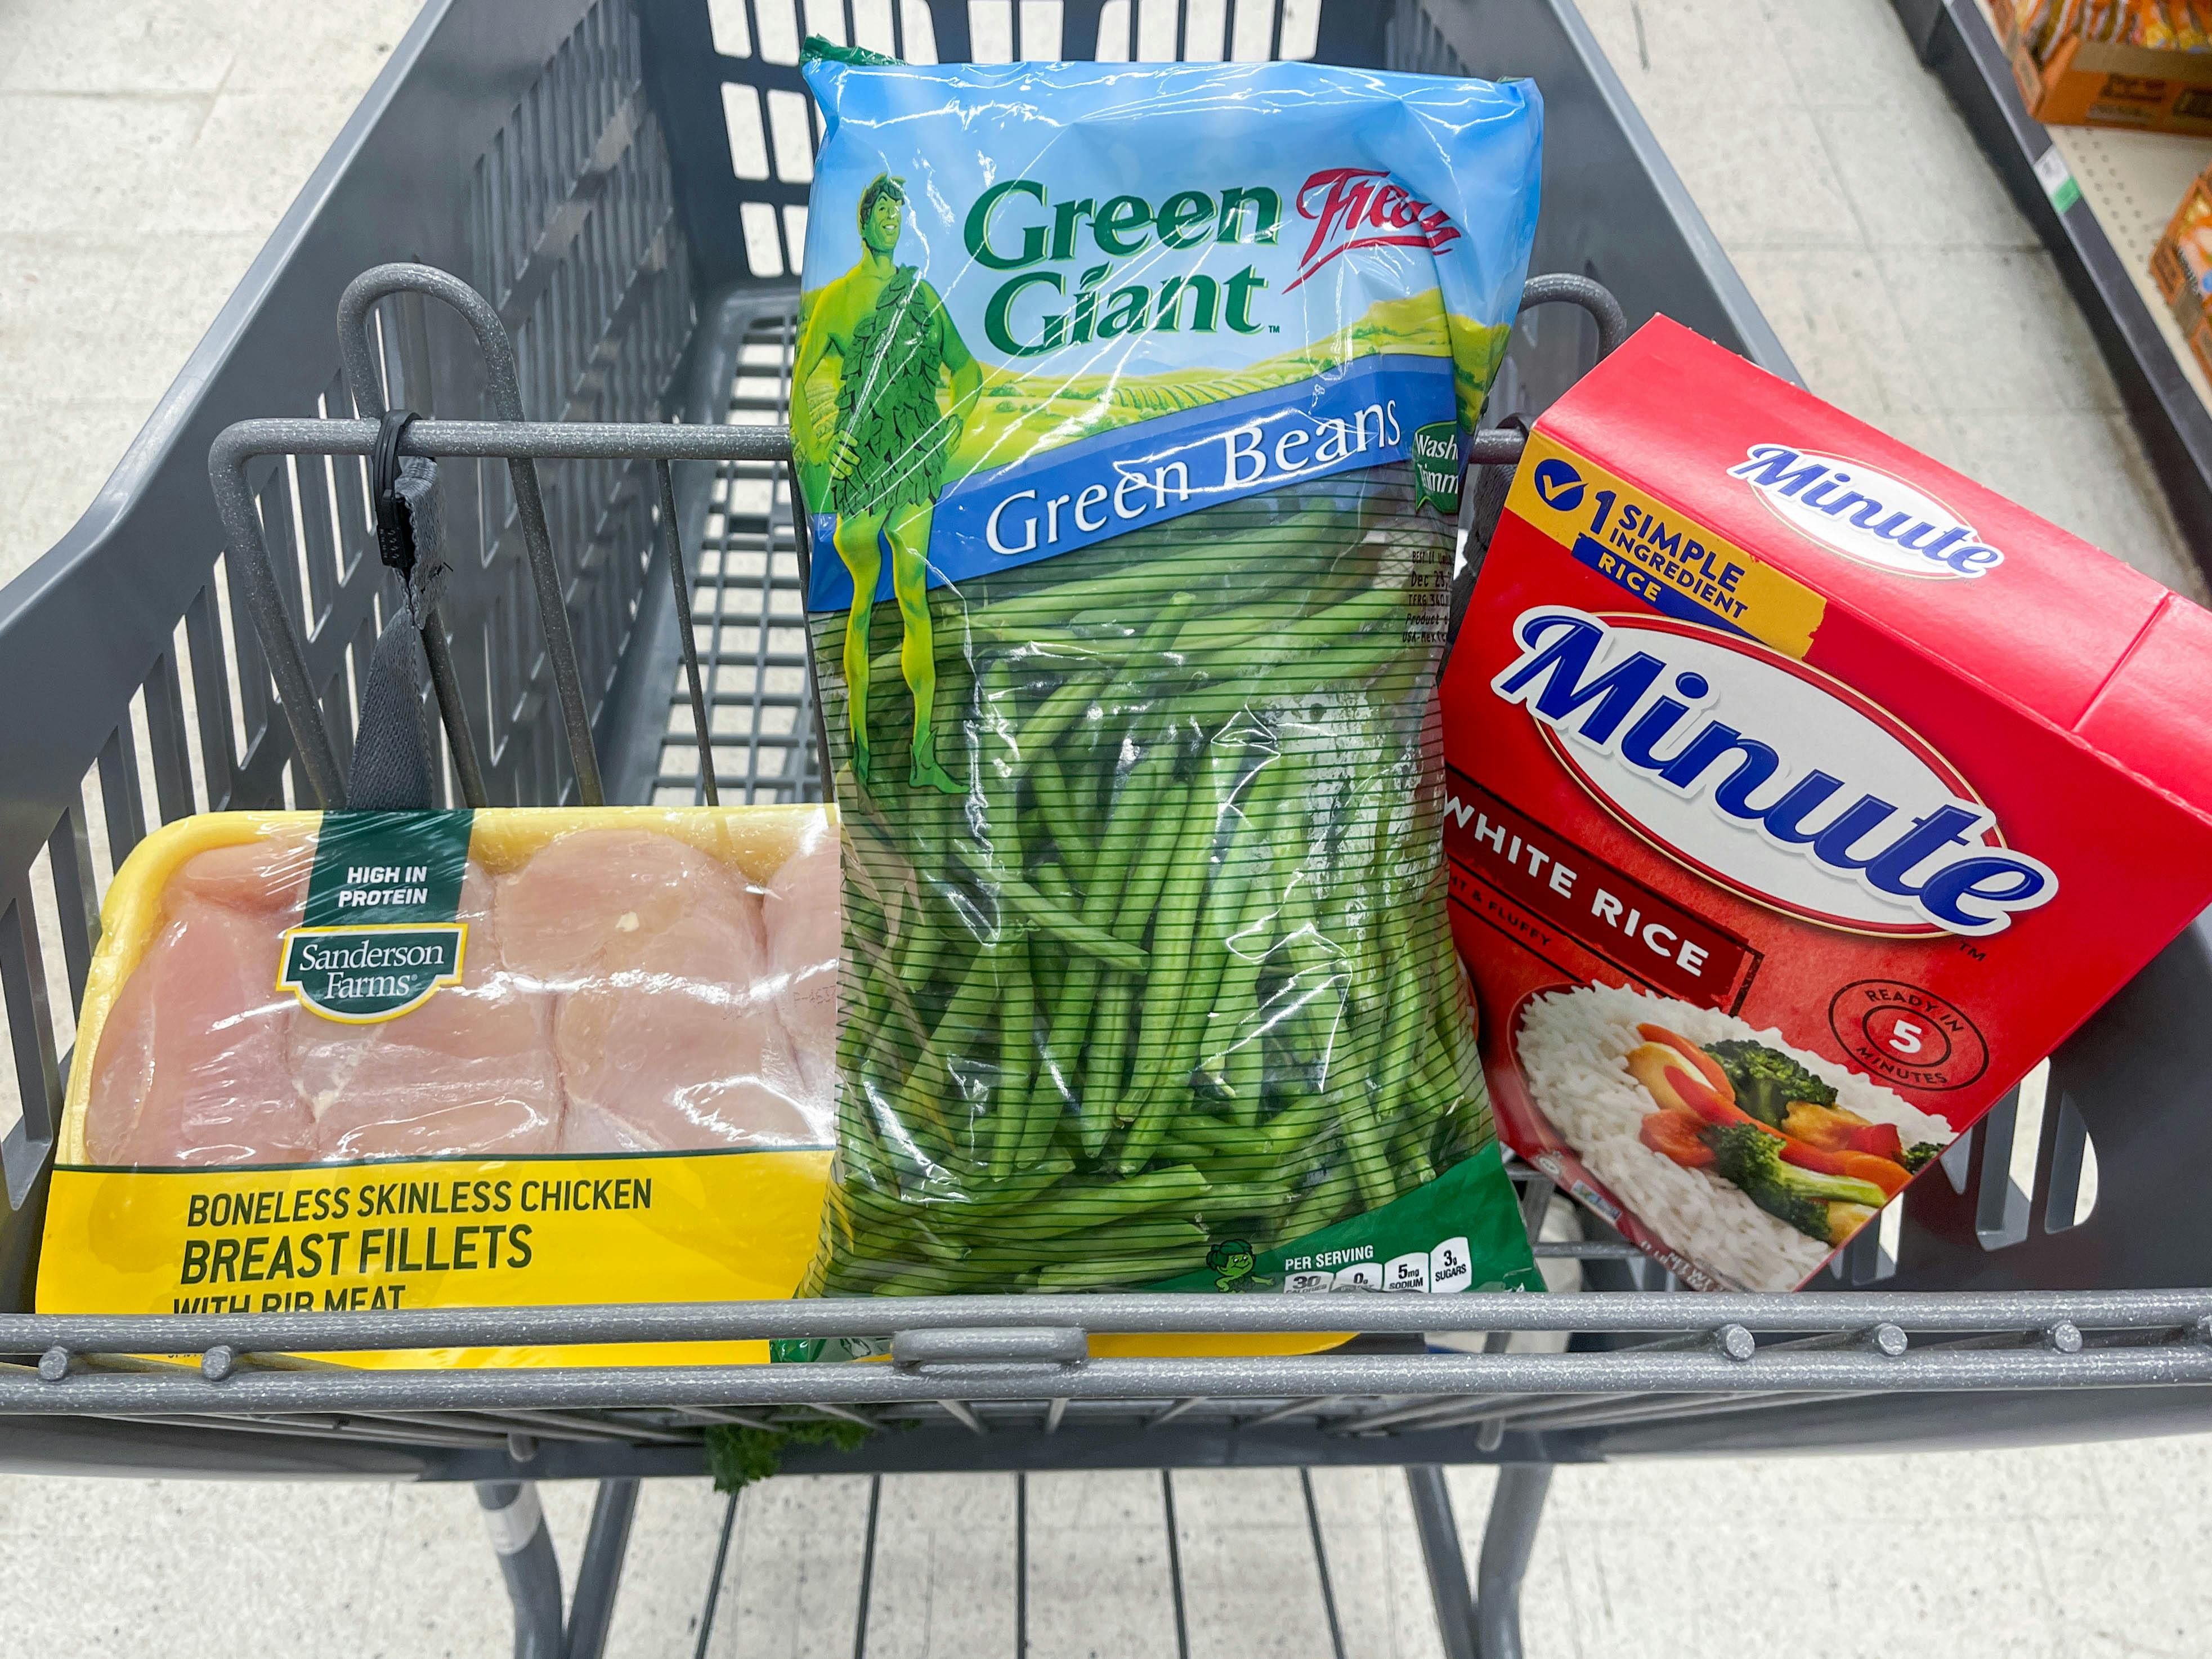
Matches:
[[2, 3, 2209, 1657]]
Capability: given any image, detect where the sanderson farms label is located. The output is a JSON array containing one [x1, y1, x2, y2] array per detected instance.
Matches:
[[277, 811, 473, 1022]]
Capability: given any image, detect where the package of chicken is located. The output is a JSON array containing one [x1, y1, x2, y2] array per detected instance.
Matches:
[[35, 805, 838, 1366]]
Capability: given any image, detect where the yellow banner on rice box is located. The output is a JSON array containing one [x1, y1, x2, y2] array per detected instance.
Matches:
[[35, 1147, 832, 1369], [1506, 430, 1827, 660]]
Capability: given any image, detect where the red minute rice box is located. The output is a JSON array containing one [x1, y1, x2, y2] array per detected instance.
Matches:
[[1440, 317, 2212, 1291]]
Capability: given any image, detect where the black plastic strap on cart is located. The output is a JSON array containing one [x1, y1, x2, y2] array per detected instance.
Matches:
[[371, 409, 419, 577], [348, 409, 449, 811]]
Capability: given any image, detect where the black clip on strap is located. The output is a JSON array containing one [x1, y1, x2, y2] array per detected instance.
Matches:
[[371, 408, 419, 580]]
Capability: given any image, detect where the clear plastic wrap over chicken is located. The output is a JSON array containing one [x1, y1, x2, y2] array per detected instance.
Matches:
[[76, 810, 839, 1168]]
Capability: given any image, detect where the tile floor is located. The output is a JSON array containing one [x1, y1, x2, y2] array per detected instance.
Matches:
[[2, 1, 2209, 1655], [0, 0, 419, 585]]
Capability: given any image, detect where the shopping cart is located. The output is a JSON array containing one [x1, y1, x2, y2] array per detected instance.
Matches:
[[2, 4, 2208, 1657]]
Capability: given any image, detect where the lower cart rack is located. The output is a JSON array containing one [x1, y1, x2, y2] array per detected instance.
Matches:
[[11, 1275, 2210, 1479], [7, 1272, 2209, 1657]]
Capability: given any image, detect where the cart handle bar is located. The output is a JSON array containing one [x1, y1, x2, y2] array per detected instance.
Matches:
[[216, 271, 1628, 804], [209, 415, 792, 808], [1459, 276, 1630, 468]]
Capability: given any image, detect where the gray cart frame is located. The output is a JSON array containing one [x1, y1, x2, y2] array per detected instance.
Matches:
[[2, 3, 2209, 1656]]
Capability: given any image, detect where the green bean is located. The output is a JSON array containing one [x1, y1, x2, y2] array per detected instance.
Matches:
[[1138, 753, 1286, 1136], [870, 1156, 1077, 1223], [1283, 1165, 1358, 1239], [1168, 1111, 1273, 1155], [1410, 1037, 1460, 1126], [813, 471, 1498, 1299], [891, 944, 1006, 1146], [1079, 975, 1135, 1157], [868, 1261, 1014, 1296], [1133, 589, 1198, 651], [1387, 1135, 1438, 1192], [969, 557, 1389, 674], [997, 872, 1148, 971], [1203, 782, 1295, 1116], [1041, 747, 1168, 1143], [1035, 1247, 1216, 1292], [1017, 670, 1112, 753], [1017, 886, 1082, 1170], [1163, 1135, 1247, 1168], [987, 928, 1039, 1179], [938, 1164, 1208, 1237], [1119, 745, 1269, 1168], [1260, 1091, 1335, 1152], [859, 498, 1372, 677], [1375, 904, 1443, 1142], [1122, 777, 1226, 1117], [1176, 1106, 1327, 1168], [1336, 1074, 1398, 1213], [924, 1220, 1210, 1270], [1027, 751, 1096, 887], [979, 658, 1021, 886], [1074, 772, 1190, 1147], [917, 1210, 1208, 1256], [1165, 568, 1376, 658], [1109, 763, 1186, 933], [967, 507, 1355, 620]]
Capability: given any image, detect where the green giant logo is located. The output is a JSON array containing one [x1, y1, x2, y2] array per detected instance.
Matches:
[[963, 178, 1279, 356]]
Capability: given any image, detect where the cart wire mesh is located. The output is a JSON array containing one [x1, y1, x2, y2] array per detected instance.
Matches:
[[651, 299, 820, 806]]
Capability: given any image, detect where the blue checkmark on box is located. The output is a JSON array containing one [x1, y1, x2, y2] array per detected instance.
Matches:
[[1532, 457, 1584, 513]]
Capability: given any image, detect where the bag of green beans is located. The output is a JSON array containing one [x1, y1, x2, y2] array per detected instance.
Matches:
[[782, 42, 1544, 1343]]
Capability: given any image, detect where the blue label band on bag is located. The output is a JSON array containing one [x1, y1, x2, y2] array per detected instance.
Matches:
[[804, 354, 1454, 610]]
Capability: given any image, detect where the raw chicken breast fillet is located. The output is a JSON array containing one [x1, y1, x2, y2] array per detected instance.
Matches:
[[496, 829, 764, 980], [166, 829, 315, 923], [86, 897, 314, 1166], [86, 825, 835, 1165], [762, 830, 839, 1097], [292, 865, 565, 1159], [499, 829, 820, 1151]]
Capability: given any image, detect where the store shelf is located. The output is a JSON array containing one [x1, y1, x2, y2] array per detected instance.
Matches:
[[1895, 0, 2212, 578], [2040, 88, 2212, 412]]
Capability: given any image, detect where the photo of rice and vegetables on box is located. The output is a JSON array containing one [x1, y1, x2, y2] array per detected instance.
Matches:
[[1516, 985, 1956, 1291]]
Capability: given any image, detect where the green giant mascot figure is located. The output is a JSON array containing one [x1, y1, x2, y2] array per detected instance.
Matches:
[[794, 173, 982, 794]]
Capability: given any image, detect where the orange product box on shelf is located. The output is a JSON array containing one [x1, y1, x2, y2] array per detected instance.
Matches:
[[1437, 315, 2212, 1293], [1991, 1, 2212, 135], [2150, 162, 2212, 381]]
